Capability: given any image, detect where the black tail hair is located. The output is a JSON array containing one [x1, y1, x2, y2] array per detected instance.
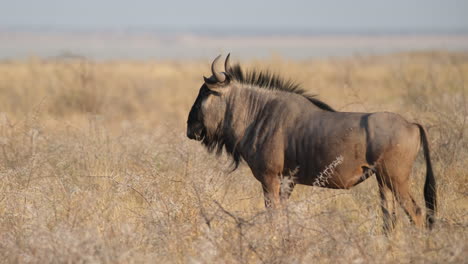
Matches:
[[415, 123, 437, 229]]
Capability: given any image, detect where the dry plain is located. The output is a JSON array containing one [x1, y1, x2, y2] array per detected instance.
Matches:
[[0, 51, 467, 263]]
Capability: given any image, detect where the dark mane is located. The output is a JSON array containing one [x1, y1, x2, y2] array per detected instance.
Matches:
[[227, 64, 336, 112]]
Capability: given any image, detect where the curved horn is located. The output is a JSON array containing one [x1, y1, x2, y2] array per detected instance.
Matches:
[[211, 55, 226, 82], [224, 53, 232, 73]]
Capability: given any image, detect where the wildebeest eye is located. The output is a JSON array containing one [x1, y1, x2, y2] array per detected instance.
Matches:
[[203, 89, 220, 97], [209, 91, 221, 96]]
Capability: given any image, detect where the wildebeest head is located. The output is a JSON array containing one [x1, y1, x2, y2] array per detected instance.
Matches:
[[187, 54, 232, 143]]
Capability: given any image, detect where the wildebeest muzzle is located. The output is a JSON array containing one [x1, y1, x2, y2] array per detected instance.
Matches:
[[187, 122, 205, 141]]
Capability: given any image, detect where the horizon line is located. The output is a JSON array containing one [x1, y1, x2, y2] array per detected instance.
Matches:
[[2, 25, 468, 36]]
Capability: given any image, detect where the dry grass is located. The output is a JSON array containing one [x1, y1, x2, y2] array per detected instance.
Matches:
[[0, 52, 467, 263]]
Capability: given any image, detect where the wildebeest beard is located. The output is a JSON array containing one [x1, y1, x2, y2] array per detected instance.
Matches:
[[201, 122, 242, 170]]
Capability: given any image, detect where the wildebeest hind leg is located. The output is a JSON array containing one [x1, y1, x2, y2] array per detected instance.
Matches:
[[393, 184, 424, 228], [377, 161, 424, 228], [376, 172, 397, 233]]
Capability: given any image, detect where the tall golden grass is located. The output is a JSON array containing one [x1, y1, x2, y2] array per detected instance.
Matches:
[[0, 52, 466, 263]]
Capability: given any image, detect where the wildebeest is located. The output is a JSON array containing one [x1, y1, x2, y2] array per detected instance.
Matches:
[[187, 54, 436, 231]]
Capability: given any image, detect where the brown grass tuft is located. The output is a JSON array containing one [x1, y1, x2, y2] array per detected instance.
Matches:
[[0, 52, 466, 263]]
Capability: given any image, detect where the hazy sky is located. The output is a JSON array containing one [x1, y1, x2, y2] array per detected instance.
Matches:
[[1, 0, 468, 32]]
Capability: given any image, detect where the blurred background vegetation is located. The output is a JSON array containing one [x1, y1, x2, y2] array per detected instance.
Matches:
[[0, 0, 467, 263]]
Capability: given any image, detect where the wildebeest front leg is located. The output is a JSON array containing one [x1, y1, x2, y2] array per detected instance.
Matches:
[[262, 175, 281, 209]]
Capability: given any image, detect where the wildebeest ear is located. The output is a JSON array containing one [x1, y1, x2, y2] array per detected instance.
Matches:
[[203, 76, 213, 83]]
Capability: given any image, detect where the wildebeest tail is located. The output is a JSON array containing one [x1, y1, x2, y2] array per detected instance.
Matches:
[[415, 123, 437, 229]]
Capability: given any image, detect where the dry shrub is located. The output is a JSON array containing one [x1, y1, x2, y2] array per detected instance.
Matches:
[[0, 52, 466, 263]]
